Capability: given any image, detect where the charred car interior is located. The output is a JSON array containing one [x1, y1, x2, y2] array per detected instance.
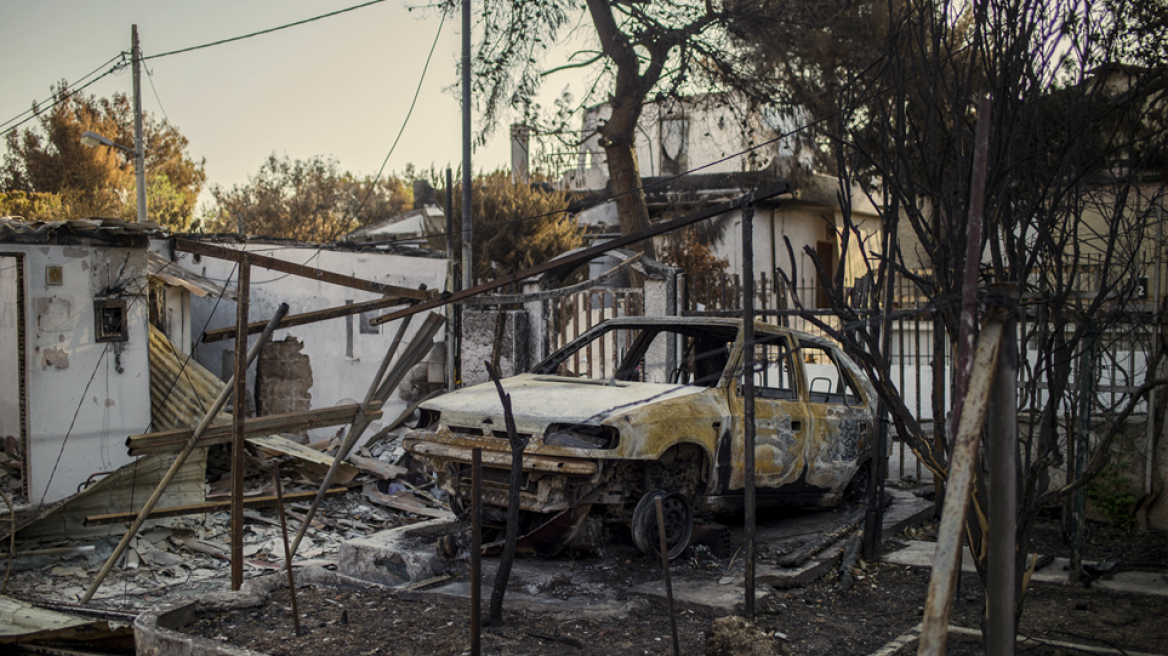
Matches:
[[404, 317, 877, 558]]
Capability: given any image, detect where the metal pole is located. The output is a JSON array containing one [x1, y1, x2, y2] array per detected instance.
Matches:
[[81, 301, 289, 604], [470, 448, 482, 656], [655, 497, 681, 656], [231, 258, 251, 590], [741, 203, 757, 619], [447, 166, 458, 392], [986, 285, 1018, 656], [461, 0, 473, 291], [131, 25, 146, 223], [272, 463, 301, 636]]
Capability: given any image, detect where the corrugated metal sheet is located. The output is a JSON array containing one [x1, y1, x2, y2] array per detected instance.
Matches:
[[147, 251, 234, 299], [149, 324, 231, 432], [0, 217, 163, 241]]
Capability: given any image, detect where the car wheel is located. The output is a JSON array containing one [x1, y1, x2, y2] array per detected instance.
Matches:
[[845, 460, 872, 503], [631, 490, 693, 559]]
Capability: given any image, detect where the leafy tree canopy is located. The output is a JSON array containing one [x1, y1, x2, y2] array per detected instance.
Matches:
[[1, 84, 206, 230], [442, 170, 582, 281], [447, 0, 812, 255], [206, 154, 413, 243]]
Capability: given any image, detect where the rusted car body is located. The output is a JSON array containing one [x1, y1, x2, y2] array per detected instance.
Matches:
[[404, 317, 877, 556]]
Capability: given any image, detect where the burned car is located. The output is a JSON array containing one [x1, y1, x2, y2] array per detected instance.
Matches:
[[404, 317, 877, 558]]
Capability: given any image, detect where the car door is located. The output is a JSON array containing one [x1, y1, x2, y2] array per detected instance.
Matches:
[[726, 330, 811, 491], [795, 339, 873, 493]]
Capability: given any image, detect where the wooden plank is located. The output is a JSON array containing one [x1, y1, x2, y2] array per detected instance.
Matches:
[[174, 238, 435, 300], [83, 488, 349, 526], [348, 454, 407, 480], [126, 403, 381, 454], [200, 296, 410, 343], [248, 435, 358, 485]]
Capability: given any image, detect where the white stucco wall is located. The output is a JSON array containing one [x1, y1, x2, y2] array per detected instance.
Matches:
[[180, 244, 450, 441], [1, 244, 152, 504]]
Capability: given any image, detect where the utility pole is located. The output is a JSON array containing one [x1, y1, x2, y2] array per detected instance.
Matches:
[[131, 25, 147, 223], [460, 0, 473, 291]]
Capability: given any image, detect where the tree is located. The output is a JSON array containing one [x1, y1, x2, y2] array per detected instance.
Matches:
[[207, 154, 413, 242], [2, 85, 206, 230], [441, 169, 582, 281], [775, 0, 1166, 640], [450, 0, 810, 259]]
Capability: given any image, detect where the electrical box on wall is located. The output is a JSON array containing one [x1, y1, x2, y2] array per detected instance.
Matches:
[[94, 298, 128, 342]]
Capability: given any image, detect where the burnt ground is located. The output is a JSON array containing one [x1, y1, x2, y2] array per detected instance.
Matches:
[[186, 509, 1167, 656]]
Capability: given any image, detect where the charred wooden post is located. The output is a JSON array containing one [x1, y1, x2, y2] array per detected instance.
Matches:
[[231, 257, 251, 590], [486, 361, 528, 626], [470, 448, 482, 656], [741, 202, 757, 619], [81, 302, 289, 604], [655, 496, 680, 656], [272, 462, 301, 636]]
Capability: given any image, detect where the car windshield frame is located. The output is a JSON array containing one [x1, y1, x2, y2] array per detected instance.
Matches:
[[530, 320, 741, 387]]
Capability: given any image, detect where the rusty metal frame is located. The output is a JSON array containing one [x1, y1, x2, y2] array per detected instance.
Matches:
[[174, 238, 432, 301], [200, 295, 410, 343]]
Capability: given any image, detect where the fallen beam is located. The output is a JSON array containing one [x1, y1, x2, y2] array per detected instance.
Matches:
[[83, 488, 350, 526], [200, 296, 410, 343], [126, 403, 382, 455], [174, 238, 435, 301]]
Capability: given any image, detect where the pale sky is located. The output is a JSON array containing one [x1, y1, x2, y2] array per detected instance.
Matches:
[[0, 0, 591, 210]]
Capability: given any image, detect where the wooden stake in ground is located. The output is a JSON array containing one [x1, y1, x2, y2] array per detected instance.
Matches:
[[486, 362, 527, 626], [272, 462, 301, 636], [655, 496, 680, 656]]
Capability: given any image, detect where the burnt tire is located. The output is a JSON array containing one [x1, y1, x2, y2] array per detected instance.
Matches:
[[844, 460, 872, 504], [631, 490, 693, 560]]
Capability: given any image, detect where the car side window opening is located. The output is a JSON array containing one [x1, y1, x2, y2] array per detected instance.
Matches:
[[749, 333, 798, 400], [798, 342, 861, 405], [533, 324, 736, 387]]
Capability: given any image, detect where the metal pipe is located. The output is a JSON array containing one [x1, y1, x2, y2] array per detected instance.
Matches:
[[461, 0, 472, 291], [81, 301, 289, 604], [741, 203, 757, 619], [286, 313, 416, 560]]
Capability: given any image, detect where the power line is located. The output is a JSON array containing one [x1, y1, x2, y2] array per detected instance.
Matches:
[[142, 0, 388, 61], [0, 53, 127, 134], [0, 57, 129, 138]]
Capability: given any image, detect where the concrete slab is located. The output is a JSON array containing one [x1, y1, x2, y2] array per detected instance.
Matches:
[[883, 540, 1168, 597]]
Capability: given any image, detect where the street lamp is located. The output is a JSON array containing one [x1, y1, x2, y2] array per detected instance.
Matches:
[[80, 130, 132, 153], [79, 130, 146, 222]]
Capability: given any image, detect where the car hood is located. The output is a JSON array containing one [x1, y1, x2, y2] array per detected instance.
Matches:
[[422, 373, 705, 426]]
